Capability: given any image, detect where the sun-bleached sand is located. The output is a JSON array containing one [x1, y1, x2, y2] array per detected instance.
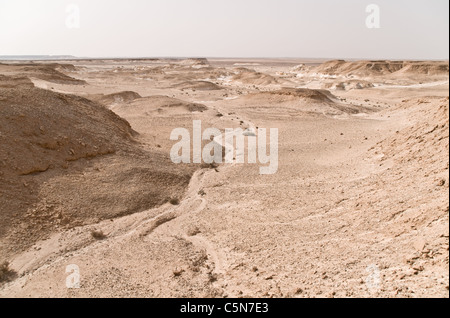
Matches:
[[0, 58, 448, 297]]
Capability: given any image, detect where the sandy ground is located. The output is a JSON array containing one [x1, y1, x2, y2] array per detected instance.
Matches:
[[0, 58, 448, 298]]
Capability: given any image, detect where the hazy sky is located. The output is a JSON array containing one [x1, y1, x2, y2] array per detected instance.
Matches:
[[0, 0, 448, 59]]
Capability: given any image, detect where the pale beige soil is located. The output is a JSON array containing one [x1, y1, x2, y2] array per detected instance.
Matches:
[[0, 58, 448, 298]]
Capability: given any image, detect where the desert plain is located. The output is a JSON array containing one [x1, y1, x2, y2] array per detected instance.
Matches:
[[0, 57, 448, 297]]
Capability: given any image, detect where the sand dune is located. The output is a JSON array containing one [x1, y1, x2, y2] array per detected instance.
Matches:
[[0, 69, 195, 260], [0, 63, 86, 85], [232, 68, 280, 86], [323, 80, 375, 91], [238, 88, 373, 117], [173, 81, 223, 91], [0, 75, 35, 89], [310, 60, 449, 78], [94, 91, 142, 105], [179, 58, 210, 67], [125, 95, 209, 113]]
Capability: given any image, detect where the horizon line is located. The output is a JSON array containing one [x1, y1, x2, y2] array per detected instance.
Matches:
[[0, 55, 449, 62]]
